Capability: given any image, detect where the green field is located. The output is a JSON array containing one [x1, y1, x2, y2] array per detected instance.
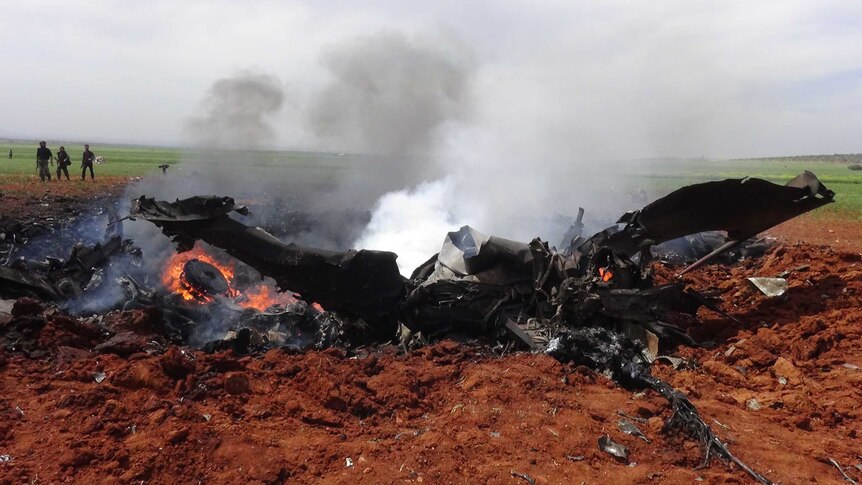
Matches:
[[1, 140, 181, 178], [2, 139, 860, 219]]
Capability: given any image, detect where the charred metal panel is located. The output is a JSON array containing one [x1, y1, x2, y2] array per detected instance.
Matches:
[[600, 171, 833, 256]]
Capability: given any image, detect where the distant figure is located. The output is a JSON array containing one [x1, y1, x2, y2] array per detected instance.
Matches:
[[7, 149, 11, 159], [56, 146, 71, 180], [36, 141, 52, 182], [81, 144, 95, 180], [158, 163, 170, 174]]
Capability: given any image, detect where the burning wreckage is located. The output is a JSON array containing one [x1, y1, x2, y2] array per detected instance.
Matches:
[[0, 171, 835, 483]]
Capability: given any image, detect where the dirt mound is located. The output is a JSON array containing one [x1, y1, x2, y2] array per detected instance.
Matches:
[[0, 242, 860, 483]]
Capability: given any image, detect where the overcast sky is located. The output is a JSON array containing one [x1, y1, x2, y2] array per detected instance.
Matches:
[[2, 0, 861, 158]]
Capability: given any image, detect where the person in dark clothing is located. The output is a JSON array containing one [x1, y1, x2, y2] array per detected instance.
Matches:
[[81, 144, 95, 180], [7, 149, 11, 159], [36, 141, 53, 182], [56, 146, 71, 180]]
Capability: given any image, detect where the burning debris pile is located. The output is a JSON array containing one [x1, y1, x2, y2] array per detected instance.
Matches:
[[0, 171, 837, 483]]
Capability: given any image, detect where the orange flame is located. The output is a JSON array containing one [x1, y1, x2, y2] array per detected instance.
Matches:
[[162, 246, 236, 302], [598, 267, 614, 282], [234, 284, 299, 311], [161, 244, 299, 311]]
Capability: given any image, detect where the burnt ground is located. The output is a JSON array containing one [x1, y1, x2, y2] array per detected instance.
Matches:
[[1, 178, 861, 484]]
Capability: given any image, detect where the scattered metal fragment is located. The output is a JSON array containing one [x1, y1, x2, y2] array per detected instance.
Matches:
[[345, 457, 354, 468], [654, 355, 690, 370], [598, 435, 629, 463], [565, 455, 585, 462], [0, 455, 11, 462], [712, 419, 730, 431], [747, 278, 788, 297], [637, 374, 773, 485], [510, 471, 536, 485], [618, 418, 651, 443], [617, 411, 648, 423], [93, 372, 106, 384], [828, 458, 858, 485], [746, 399, 762, 411]]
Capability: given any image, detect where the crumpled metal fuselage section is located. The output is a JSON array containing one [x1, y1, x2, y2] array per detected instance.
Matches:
[[125, 174, 827, 485], [130, 196, 407, 329], [129, 172, 834, 340]]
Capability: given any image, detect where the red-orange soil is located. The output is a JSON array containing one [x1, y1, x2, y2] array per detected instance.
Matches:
[[1, 179, 860, 484]]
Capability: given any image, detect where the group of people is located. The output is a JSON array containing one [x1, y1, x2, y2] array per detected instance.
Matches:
[[35, 141, 96, 182]]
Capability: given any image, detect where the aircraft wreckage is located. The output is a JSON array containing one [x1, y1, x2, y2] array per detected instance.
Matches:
[[0, 171, 835, 484]]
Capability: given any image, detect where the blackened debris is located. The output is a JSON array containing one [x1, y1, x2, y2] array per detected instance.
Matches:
[[2, 172, 832, 485], [130, 196, 405, 329], [601, 171, 833, 257]]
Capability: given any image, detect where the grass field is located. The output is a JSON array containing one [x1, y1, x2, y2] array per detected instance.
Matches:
[[1, 140, 181, 178], [2, 139, 860, 219]]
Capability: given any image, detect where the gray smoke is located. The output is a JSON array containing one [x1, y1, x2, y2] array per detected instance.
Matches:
[[186, 72, 285, 149], [306, 31, 475, 191], [131, 71, 293, 202]]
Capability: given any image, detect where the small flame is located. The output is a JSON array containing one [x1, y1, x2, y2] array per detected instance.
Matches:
[[234, 284, 299, 311], [599, 267, 614, 282]]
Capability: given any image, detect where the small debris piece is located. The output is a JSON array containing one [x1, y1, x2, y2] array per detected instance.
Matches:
[[93, 372, 106, 384], [345, 457, 354, 468], [828, 458, 858, 485], [618, 418, 651, 443], [843, 363, 860, 370], [0, 455, 11, 462], [202, 414, 212, 422], [746, 399, 762, 411], [224, 373, 250, 395], [598, 435, 629, 463], [565, 455, 585, 462], [510, 471, 536, 485], [654, 355, 689, 369], [490, 431, 501, 438], [747, 277, 788, 297]]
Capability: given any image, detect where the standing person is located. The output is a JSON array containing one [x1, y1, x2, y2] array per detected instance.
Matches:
[[81, 144, 95, 181], [56, 146, 71, 180], [36, 141, 52, 182], [7, 149, 11, 159]]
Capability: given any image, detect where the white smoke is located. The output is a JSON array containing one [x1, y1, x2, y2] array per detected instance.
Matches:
[[353, 178, 465, 274]]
